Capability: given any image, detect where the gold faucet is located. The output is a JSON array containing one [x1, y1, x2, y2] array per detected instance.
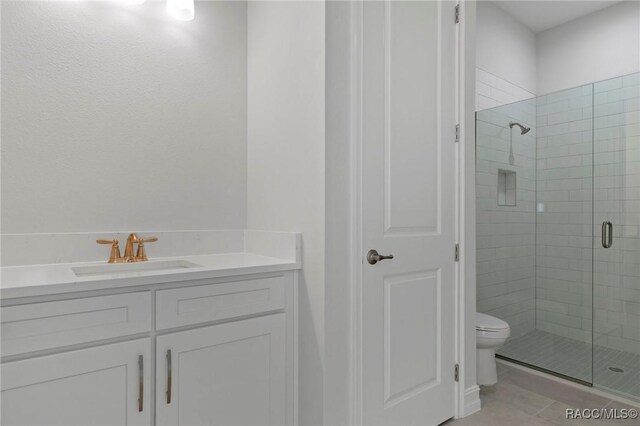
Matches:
[[123, 233, 139, 260], [97, 233, 158, 263]]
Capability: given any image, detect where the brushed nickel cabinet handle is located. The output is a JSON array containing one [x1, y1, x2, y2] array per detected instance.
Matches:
[[166, 350, 172, 404], [138, 355, 143, 412]]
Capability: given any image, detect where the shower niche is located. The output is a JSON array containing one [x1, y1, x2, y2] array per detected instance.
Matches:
[[497, 169, 516, 206]]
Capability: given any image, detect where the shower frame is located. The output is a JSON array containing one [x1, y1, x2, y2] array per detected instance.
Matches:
[[476, 71, 640, 402]]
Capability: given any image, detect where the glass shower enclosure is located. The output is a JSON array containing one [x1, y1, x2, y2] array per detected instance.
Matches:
[[476, 72, 640, 401]]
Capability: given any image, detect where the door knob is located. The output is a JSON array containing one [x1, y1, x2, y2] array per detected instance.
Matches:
[[367, 249, 394, 265]]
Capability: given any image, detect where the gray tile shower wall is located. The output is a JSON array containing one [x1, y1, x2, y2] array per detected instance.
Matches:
[[535, 84, 594, 345]]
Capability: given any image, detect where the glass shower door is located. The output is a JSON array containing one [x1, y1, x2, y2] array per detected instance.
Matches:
[[526, 83, 594, 383], [593, 72, 640, 400]]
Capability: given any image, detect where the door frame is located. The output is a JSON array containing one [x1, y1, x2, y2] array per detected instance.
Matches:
[[346, 1, 480, 422]]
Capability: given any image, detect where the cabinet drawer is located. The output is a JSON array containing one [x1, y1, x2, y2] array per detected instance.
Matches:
[[1, 292, 151, 357], [156, 274, 288, 330]]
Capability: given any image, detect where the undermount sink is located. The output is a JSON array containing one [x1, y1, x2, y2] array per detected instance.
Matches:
[[72, 259, 202, 277]]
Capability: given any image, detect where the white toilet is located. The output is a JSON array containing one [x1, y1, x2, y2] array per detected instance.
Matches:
[[476, 312, 510, 386]]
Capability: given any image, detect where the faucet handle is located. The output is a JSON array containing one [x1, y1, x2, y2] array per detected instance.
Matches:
[[96, 239, 117, 245], [136, 237, 158, 261], [96, 239, 122, 263]]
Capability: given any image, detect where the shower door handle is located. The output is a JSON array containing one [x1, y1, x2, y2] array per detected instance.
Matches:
[[602, 221, 613, 248]]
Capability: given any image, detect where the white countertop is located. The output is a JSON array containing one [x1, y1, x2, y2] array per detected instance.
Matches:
[[1, 252, 299, 300]]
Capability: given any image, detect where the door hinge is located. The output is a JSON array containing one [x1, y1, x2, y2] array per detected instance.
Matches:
[[454, 243, 460, 262], [454, 364, 460, 382], [455, 124, 460, 143], [455, 4, 460, 24]]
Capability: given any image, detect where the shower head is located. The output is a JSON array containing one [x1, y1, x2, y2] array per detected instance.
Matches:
[[509, 121, 531, 135]]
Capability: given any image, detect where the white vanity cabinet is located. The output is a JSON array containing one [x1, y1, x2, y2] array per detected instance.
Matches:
[[156, 314, 286, 426], [0, 270, 297, 426], [1, 339, 151, 426]]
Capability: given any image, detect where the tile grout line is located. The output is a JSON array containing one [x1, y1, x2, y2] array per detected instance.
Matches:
[[532, 399, 557, 417]]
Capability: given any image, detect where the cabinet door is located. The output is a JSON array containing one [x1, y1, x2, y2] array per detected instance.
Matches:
[[1, 339, 151, 426], [156, 314, 286, 426]]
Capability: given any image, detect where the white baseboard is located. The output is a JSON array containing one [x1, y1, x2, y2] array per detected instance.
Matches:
[[461, 385, 481, 417]]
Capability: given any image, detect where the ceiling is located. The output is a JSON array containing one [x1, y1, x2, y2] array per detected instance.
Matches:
[[492, 1, 622, 33]]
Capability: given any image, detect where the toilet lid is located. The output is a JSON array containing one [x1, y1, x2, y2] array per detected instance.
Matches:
[[476, 313, 509, 331]]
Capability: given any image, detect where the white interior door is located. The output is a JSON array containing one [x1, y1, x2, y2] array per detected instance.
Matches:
[[362, 1, 456, 425]]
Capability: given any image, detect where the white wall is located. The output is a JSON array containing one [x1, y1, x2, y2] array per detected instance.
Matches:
[[476, 1, 537, 96], [1, 1, 247, 234], [537, 1, 640, 95], [324, 1, 352, 424], [478, 1, 640, 100], [246, 2, 326, 424]]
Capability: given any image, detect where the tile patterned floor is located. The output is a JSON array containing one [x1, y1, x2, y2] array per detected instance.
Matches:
[[498, 329, 640, 400], [446, 363, 640, 426]]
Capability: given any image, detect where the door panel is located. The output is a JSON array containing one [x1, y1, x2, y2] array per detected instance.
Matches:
[[156, 314, 286, 426], [384, 3, 441, 235], [362, 1, 456, 424], [1, 339, 151, 426], [384, 271, 441, 406]]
